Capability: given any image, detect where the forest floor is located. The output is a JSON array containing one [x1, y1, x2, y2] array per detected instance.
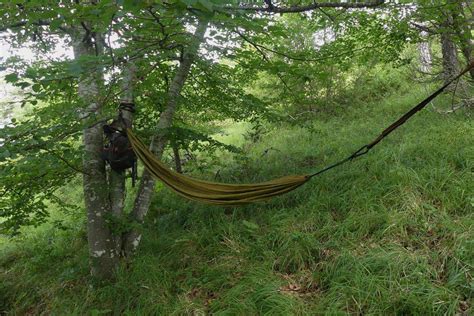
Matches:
[[1, 81, 473, 315]]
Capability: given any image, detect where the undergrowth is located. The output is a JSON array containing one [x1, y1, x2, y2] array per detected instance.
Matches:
[[1, 73, 473, 315]]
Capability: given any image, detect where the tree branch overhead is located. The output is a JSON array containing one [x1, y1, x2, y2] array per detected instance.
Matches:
[[231, 0, 385, 13]]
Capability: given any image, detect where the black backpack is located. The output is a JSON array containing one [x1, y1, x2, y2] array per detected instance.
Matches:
[[102, 124, 137, 186]]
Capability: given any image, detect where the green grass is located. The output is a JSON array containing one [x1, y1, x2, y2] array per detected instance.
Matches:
[[1, 79, 473, 315]]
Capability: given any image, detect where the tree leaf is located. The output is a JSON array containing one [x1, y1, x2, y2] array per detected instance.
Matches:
[[4, 73, 19, 83]]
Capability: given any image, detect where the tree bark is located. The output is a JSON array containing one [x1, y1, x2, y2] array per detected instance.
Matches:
[[450, 1, 474, 79], [440, 23, 459, 85], [418, 30, 432, 73], [109, 61, 137, 255], [122, 18, 209, 256], [173, 144, 183, 174], [72, 30, 118, 280]]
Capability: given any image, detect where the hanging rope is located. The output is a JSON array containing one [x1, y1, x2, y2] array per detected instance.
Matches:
[[128, 61, 473, 205]]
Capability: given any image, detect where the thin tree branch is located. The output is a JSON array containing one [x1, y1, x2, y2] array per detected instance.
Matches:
[[236, 30, 315, 62], [236, 30, 293, 91], [409, 21, 437, 34], [41, 146, 91, 176], [0, 19, 70, 33], [0, 20, 49, 32], [318, 8, 336, 22], [236, 29, 376, 63], [227, 0, 385, 13]]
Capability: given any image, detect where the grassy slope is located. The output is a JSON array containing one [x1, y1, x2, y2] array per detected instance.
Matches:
[[1, 80, 473, 315]]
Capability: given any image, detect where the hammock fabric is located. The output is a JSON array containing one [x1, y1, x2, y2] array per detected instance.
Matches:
[[127, 129, 310, 205], [125, 61, 473, 206]]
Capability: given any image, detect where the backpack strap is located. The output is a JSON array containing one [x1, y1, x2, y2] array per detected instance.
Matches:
[[131, 159, 137, 187], [118, 102, 135, 129]]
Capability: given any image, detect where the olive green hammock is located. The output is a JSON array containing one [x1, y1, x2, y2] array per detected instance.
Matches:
[[126, 63, 473, 205]]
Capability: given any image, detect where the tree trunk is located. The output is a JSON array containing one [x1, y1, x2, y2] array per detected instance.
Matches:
[[418, 30, 432, 73], [440, 24, 459, 85], [173, 144, 183, 173], [109, 61, 137, 255], [450, 0, 474, 79], [72, 30, 118, 280], [122, 18, 209, 256]]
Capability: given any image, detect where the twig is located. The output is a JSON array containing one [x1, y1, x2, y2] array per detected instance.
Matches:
[[235, 29, 375, 63], [41, 146, 92, 176], [450, 76, 461, 111], [235, 30, 292, 92]]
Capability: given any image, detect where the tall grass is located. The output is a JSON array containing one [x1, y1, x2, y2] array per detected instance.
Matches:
[[1, 73, 473, 315]]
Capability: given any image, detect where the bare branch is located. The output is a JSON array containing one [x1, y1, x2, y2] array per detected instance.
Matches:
[[228, 0, 385, 13], [409, 21, 438, 35]]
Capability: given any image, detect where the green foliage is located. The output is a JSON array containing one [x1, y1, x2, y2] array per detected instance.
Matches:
[[0, 98, 83, 233]]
